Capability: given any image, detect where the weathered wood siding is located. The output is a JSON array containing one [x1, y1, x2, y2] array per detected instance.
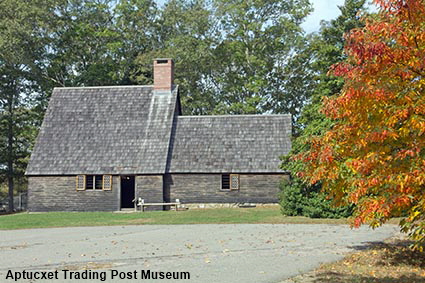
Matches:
[[166, 174, 287, 203], [28, 176, 120, 211], [28, 173, 286, 211], [135, 175, 164, 210]]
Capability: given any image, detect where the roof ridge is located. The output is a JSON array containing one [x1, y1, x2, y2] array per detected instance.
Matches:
[[53, 85, 152, 90], [177, 114, 291, 118]]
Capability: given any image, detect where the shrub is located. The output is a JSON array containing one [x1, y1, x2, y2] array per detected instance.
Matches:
[[279, 178, 353, 219]]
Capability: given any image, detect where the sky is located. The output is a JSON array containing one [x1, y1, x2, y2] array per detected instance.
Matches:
[[302, 0, 346, 33], [303, 0, 379, 33]]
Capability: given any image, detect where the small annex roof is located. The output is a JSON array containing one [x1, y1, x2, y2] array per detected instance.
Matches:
[[167, 115, 291, 173], [26, 85, 179, 175]]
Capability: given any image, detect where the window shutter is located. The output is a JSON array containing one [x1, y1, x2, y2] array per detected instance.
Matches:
[[76, 175, 86, 191], [103, 175, 112, 191], [230, 174, 240, 191]]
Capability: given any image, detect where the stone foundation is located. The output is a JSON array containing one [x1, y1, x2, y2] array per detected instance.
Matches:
[[180, 203, 279, 209]]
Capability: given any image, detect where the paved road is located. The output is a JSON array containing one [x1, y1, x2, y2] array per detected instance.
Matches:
[[0, 224, 398, 283]]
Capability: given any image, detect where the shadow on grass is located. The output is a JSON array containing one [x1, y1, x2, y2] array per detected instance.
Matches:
[[350, 239, 425, 268], [311, 239, 425, 283], [312, 272, 425, 283]]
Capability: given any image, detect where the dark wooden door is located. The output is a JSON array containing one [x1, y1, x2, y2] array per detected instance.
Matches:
[[121, 176, 135, 208]]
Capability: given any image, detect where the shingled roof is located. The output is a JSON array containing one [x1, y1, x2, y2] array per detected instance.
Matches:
[[26, 85, 179, 175], [27, 84, 292, 176], [167, 115, 291, 173]]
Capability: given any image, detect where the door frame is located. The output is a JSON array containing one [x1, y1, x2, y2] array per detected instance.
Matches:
[[120, 175, 136, 209]]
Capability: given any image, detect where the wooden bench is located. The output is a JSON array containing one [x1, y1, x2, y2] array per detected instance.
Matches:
[[135, 198, 181, 212]]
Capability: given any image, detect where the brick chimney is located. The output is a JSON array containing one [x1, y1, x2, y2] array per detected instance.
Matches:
[[153, 58, 174, 91]]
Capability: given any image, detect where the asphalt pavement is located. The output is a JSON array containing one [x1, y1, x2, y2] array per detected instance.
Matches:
[[0, 224, 398, 283]]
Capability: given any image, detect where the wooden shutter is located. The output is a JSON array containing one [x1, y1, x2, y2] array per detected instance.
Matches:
[[230, 174, 240, 191], [103, 175, 112, 191], [76, 175, 86, 191]]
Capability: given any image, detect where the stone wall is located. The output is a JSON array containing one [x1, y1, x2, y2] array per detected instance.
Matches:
[[28, 176, 120, 212], [165, 173, 287, 204], [135, 175, 164, 210]]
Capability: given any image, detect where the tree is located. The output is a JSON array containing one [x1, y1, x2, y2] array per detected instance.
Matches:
[[134, 0, 313, 116], [0, 0, 59, 211], [297, 0, 425, 249], [113, 0, 159, 85], [134, 0, 219, 114], [280, 0, 366, 218], [211, 0, 312, 115], [45, 0, 123, 87]]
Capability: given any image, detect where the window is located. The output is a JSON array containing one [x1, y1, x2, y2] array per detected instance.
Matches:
[[76, 175, 112, 191], [85, 175, 93, 189], [221, 174, 230, 190], [221, 174, 239, 191], [85, 175, 102, 190]]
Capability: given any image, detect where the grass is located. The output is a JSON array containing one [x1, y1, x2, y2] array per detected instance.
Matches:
[[286, 235, 425, 283], [0, 206, 353, 230]]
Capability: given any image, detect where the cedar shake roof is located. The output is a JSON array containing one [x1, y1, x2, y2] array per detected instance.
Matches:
[[26, 86, 179, 175], [167, 115, 291, 173], [26, 85, 291, 176]]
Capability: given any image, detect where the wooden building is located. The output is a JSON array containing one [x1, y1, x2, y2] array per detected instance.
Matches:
[[25, 59, 291, 211]]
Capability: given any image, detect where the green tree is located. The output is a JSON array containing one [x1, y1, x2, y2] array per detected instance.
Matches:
[[280, 0, 367, 218], [211, 0, 312, 115], [134, 0, 313, 115], [0, 0, 59, 211], [135, 0, 218, 114], [42, 0, 161, 88], [111, 0, 160, 84], [44, 0, 122, 87]]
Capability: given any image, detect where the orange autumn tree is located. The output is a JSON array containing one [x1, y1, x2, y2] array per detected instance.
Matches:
[[297, 0, 425, 248]]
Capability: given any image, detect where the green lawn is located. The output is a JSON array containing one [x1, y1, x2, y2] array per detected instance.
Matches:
[[0, 207, 350, 230]]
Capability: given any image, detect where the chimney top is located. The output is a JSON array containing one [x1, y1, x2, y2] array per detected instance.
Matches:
[[154, 58, 174, 92]]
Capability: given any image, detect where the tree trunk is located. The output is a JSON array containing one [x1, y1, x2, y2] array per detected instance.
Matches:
[[7, 88, 14, 213]]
